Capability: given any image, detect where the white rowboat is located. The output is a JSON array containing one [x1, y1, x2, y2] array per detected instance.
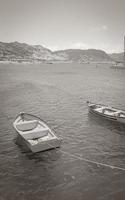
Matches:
[[87, 101, 125, 124], [13, 112, 62, 153]]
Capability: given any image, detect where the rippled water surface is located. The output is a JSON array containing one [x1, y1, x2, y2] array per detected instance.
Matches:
[[0, 63, 125, 200]]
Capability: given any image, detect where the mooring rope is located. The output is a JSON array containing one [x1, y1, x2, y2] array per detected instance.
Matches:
[[44, 139, 125, 172], [59, 149, 125, 171]]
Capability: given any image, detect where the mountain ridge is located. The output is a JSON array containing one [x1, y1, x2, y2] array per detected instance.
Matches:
[[0, 41, 67, 62], [55, 49, 113, 63], [0, 41, 118, 63]]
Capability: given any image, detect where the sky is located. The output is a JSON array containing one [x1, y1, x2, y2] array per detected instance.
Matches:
[[0, 0, 125, 53]]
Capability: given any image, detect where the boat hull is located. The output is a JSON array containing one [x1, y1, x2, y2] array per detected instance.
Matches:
[[117, 117, 125, 124], [87, 102, 125, 124], [27, 138, 61, 153], [13, 113, 62, 153], [15, 132, 61, 153], [89, 107, 117, 121]]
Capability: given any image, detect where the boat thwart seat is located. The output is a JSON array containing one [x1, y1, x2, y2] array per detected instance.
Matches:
[[16, 120, 38, 131], [16, 120, 49, 140]]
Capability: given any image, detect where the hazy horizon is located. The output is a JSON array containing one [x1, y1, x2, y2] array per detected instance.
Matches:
[[0, 0, 125, 53]]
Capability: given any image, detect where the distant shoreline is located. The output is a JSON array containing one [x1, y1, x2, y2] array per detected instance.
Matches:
[[0, 60, 115, 65]]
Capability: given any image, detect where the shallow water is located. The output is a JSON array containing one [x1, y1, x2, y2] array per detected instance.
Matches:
[[0, 63, 125, 200]]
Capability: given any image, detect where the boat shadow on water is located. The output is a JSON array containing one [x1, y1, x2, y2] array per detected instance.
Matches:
[[87, 113, 125, 134]]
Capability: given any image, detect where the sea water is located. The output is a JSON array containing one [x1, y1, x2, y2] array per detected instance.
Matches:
[[0, 63, 125, 200]]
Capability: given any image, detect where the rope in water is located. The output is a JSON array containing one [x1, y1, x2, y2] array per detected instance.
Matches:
[[59, 149, 125, 171], [45, 140, 125, 172]]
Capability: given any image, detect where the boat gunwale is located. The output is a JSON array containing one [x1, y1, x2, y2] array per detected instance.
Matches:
[[87, 101, 125, 123], [13, 112, 59, 139], [89, 107, 117, 121], [87, 101, 125, 113]]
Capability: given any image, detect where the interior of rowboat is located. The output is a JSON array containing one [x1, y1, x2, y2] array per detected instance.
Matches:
[[93, 106, 125, 117], [15, 113, 54, 141]]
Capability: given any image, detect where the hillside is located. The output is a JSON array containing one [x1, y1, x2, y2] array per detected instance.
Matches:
[[0, 41, 113, 63], [55, 49, 113, 63], [109, 52, 124, 63], [0, 42, 67, 62]]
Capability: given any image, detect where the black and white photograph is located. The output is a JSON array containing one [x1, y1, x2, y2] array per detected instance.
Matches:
[[0, 0, 125, 199]]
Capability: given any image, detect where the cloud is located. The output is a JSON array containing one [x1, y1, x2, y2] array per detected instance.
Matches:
[[90, 25, 108, 31], [102, 25, 108, 30], [71, 42, 89, 49], [45, 40, 122, 54], [45, 45, 60, 51], [70, 42, 114, 53], [46, 43, 89, 51], [47, 42, 111, 52]]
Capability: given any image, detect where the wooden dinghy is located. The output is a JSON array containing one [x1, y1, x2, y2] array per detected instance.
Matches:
[[87, 101, 125, 124], [13, 112, 62, 153]]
